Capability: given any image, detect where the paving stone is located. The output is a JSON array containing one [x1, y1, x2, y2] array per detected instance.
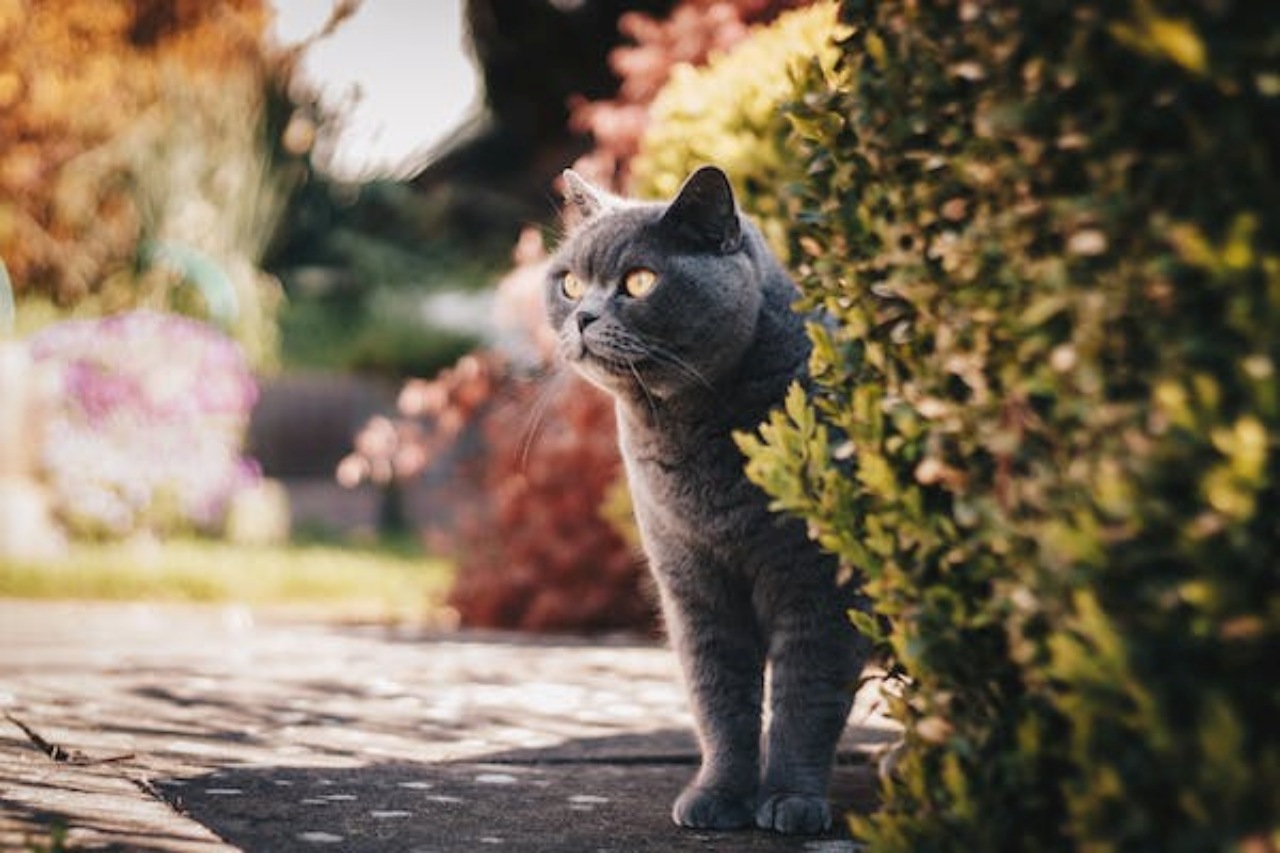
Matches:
[[0, 727, 232, 852], [0, 601, 898, 852]]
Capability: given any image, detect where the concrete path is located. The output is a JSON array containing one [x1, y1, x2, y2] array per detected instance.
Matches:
[[0, 601, 898, 852]]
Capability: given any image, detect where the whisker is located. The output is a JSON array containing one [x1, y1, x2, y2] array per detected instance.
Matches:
[[645, 342, 715, 392], [626, 357, 660, 425], [613, 329, 715, 395], [516, 365, 568, 471]]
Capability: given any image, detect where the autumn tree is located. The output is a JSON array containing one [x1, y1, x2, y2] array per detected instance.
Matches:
[[0, 0, 326, 365]]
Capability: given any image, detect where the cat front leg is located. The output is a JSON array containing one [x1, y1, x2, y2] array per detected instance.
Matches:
[[757, 604, 866, 834], [658, 573, 766, 830]]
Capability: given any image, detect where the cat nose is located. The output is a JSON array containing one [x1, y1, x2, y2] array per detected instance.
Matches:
[[575, 309, 600, 333]]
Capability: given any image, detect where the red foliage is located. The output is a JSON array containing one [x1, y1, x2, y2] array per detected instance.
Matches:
[[341, 242, 654, 634], [439, 362, 653, 633]]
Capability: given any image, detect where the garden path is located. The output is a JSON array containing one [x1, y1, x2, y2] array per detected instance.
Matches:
[[0, 601, 896, 852]]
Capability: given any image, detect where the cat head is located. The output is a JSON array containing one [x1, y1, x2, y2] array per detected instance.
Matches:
[[545, 166, 765, 402]]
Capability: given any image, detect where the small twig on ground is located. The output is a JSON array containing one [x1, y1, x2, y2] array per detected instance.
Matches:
[[3, 710, 134, 765]]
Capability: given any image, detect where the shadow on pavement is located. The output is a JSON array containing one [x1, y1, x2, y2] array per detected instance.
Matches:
[[155, 730, 878, 853]]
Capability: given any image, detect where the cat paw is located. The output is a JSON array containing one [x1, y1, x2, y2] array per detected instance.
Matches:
[[755, 792, 832, 835], [672, 785, 755, 830]]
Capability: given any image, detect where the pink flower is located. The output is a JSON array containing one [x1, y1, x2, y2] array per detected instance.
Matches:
[[29, 310, 261, 539]]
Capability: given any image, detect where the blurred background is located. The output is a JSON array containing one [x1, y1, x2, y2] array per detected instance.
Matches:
[[0, 0, 817, 631], [4, 3, 1272, 844]]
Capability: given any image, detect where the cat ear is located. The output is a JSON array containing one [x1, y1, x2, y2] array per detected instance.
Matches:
[[562, 169, 617, 220], [660, 166, 742, 253]]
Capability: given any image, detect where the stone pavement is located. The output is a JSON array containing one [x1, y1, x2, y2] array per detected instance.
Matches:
[[0, 601, 899, 852]]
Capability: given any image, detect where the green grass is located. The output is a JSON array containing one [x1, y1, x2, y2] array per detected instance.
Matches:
[[0, 536, 454, 624]]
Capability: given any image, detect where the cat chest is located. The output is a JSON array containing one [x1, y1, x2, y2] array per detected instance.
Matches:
[[622, 440, 777, 550]]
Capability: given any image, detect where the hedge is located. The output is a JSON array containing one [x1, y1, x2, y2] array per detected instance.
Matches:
[[736, 0, 1278, 848]]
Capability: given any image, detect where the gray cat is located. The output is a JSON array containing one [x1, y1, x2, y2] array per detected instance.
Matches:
[[545, 166, 870, 835]]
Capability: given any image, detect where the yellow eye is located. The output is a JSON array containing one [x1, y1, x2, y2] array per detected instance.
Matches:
[[561, 271, 586, 300], [623, 268, 658, 298]]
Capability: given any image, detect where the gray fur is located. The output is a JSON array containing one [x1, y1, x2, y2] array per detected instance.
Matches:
[[545, 166, 869, 835]]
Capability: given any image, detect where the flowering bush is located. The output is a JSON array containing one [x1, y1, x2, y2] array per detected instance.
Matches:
[[29, 310, 260, 539]]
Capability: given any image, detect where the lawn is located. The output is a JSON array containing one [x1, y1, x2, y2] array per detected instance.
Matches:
[[0, 536, 454, 624]]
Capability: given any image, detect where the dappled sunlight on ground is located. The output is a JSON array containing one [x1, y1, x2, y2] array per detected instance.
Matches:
[[1, 601, 896, 851]]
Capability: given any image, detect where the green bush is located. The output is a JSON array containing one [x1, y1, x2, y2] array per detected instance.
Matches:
[[629, 1, 841, 258], [737, 0, 1279, 848]]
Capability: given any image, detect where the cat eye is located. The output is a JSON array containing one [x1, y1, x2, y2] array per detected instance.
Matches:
[[560, 271, 586, 301], [623, 268, 658, 299]]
